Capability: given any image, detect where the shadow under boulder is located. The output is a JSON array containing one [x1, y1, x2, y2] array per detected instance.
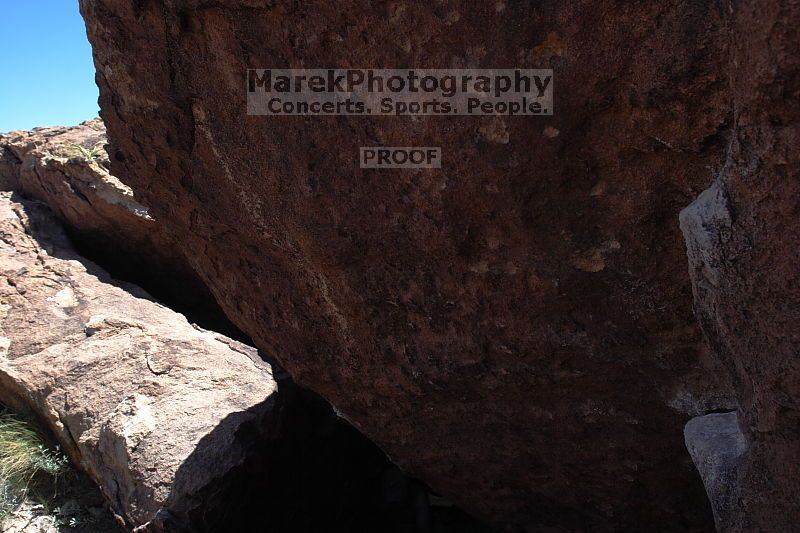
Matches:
[[168, 378, 493, 533]]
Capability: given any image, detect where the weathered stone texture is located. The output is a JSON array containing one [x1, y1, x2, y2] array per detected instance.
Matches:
[[76, 0, 800, 530], [0, 192, 277, 531]]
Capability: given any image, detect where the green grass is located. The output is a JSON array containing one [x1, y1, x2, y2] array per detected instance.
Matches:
[[0, 413, 70, 523], [66, 143, 100, 161]]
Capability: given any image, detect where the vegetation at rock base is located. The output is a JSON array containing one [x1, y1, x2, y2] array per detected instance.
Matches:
[[0, 412, 69, 523]]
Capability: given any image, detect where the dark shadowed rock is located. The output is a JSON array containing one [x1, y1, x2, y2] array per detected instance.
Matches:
[[75, 0, 749, 529], [679, 0, 800, 530]]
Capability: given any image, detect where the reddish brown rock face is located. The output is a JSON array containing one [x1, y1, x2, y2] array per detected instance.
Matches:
[[79, 1, 743, 530]]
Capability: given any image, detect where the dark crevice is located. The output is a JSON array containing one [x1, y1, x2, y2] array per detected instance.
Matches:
[[705, 408, 738, 415], [178, 380, 494, 533], [63, 226, 250, 342]]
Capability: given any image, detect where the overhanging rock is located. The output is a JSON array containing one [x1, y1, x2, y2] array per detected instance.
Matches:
[[78, 1, 740, 529]]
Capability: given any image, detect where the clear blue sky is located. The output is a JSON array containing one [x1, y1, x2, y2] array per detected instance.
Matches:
[[0, 1, 99, 133]]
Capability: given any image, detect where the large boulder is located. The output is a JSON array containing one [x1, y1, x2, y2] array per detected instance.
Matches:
[[0, 191, 277, 531], [79, 0, 744, 530], [680, 0, 800, 530]]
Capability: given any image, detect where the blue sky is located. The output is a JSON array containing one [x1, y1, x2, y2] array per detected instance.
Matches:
[[0, 1, 99, 132]]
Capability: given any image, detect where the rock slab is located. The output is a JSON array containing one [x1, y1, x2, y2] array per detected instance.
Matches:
[[0, 191, 277, 531], [0, 120, 161, 254]]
